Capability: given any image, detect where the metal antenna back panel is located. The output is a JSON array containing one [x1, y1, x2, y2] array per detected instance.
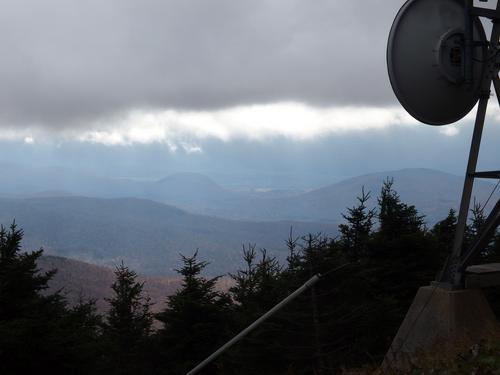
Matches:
[[388, 0, 487, 125]]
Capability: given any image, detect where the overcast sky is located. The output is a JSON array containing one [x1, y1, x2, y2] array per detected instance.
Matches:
[[0, 0, 498, 185], [0, 0, 404, 129]]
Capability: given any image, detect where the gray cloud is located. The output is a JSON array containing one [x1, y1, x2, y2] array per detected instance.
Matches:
[[0, 0, 404, 127]]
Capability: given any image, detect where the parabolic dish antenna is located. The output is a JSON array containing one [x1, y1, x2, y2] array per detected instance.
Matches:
[[387, 0, 487, 125]]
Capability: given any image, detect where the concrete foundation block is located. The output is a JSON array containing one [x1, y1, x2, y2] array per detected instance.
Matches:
[[383, 286, 500, 370]]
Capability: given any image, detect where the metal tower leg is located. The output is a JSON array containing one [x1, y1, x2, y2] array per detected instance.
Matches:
[[440, 93, 489, 284]]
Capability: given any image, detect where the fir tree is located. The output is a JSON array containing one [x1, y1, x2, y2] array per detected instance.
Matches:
[[432, 209, 457, 250], [102, 262, 153, 375], [465, 199, 495, 261], [227, 245, 287, 374], [59, 299, 103, 374], [0, 222, 56, 321], [229, 245, 283, 313], [229, 244, 259, 307], [338, 187, 375, 260], [366, 179, 440, 345], [378, 178, 425, 238], [0, 222, 101, 375], [431, 208, 458, 267], [155, 251, 233, 375]]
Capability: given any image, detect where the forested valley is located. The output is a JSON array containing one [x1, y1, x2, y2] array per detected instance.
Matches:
[[2, 179, 500, 375]]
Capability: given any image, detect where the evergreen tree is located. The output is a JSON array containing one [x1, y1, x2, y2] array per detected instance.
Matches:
[[465, 200, 496, 261], [431, 209, 457, 253], [0, 222, 62, 374], [283, 233, 383, 373], [431, 208, 458, 273], [0, 222, 101, 375], [280, 234, 333, 375], [58, 299, 103, 374], [470, 199, 487, 235], [230, 244, 259, 306], [0, 223, 56, 321], [338, 187, 375, 260], [102, 262, 153, 375], [231, 245, 283, 311], [364, 180, 440, 355], [228, 245, 287, 374], [378, 178, 425, 238], [155, 251, 233, 375]]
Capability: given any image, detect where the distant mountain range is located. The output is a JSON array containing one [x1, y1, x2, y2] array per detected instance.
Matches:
[[1, 164, 497, 224], [278, 168, 497, 224], [0, 196, 336, 275], [162, 168, 496, 224], [1, 168, 497, 275], [147, 168, 496, 224]]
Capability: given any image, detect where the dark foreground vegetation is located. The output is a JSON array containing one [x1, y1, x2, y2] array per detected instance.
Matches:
[[1, 179, 499, 374]]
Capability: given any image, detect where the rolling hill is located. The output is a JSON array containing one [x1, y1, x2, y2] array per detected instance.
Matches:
[[1, 165, 496, 224], [0, 196, 337, 275], [1, 168, 496, 276], [38, 255, 181, 313], [37, 255, 233, 315], [276, 168, 498, 224], [133, 168, 497, 224]]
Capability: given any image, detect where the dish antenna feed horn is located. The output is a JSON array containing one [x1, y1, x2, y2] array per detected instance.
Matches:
[[385, 0, 500, 367]]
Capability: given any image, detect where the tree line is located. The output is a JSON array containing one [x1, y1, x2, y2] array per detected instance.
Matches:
[[1, 179, 499, 374]]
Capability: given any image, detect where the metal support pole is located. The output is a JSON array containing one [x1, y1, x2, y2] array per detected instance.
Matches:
[[452, 95, 488, 259], [186, 274, 321, 375], [440, 93, 489, 283]]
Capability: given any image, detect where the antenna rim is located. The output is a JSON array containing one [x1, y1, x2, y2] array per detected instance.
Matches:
[[387, 0, 487, 126]]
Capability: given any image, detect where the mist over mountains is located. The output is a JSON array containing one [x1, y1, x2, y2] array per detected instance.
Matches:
[[1, 164, 497, 222], [0, 167, 497, 275], [0, 196, 337, 275]]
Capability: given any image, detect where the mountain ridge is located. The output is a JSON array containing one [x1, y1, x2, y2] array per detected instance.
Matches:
[[0, 196, 337, 275], [2, 163, 496, 223], [1, 168, 496, 275]]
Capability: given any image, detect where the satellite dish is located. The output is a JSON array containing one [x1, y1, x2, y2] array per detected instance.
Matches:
[[387, 0, 487, 125]]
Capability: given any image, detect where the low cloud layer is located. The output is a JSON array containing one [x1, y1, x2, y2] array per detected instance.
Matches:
[[76, 104, 421, 147], [0, 0, 405, 128], [2, 102, 490, 152]]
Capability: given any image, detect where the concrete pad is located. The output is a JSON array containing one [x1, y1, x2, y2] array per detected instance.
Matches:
[[383, 286, 500, 371], [466, 263, 500, 288]]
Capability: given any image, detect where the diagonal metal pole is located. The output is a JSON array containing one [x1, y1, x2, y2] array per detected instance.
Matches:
[[185, 274, 321, 375], [185, 263, 353, 375], [458, 198, 500, 275]]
